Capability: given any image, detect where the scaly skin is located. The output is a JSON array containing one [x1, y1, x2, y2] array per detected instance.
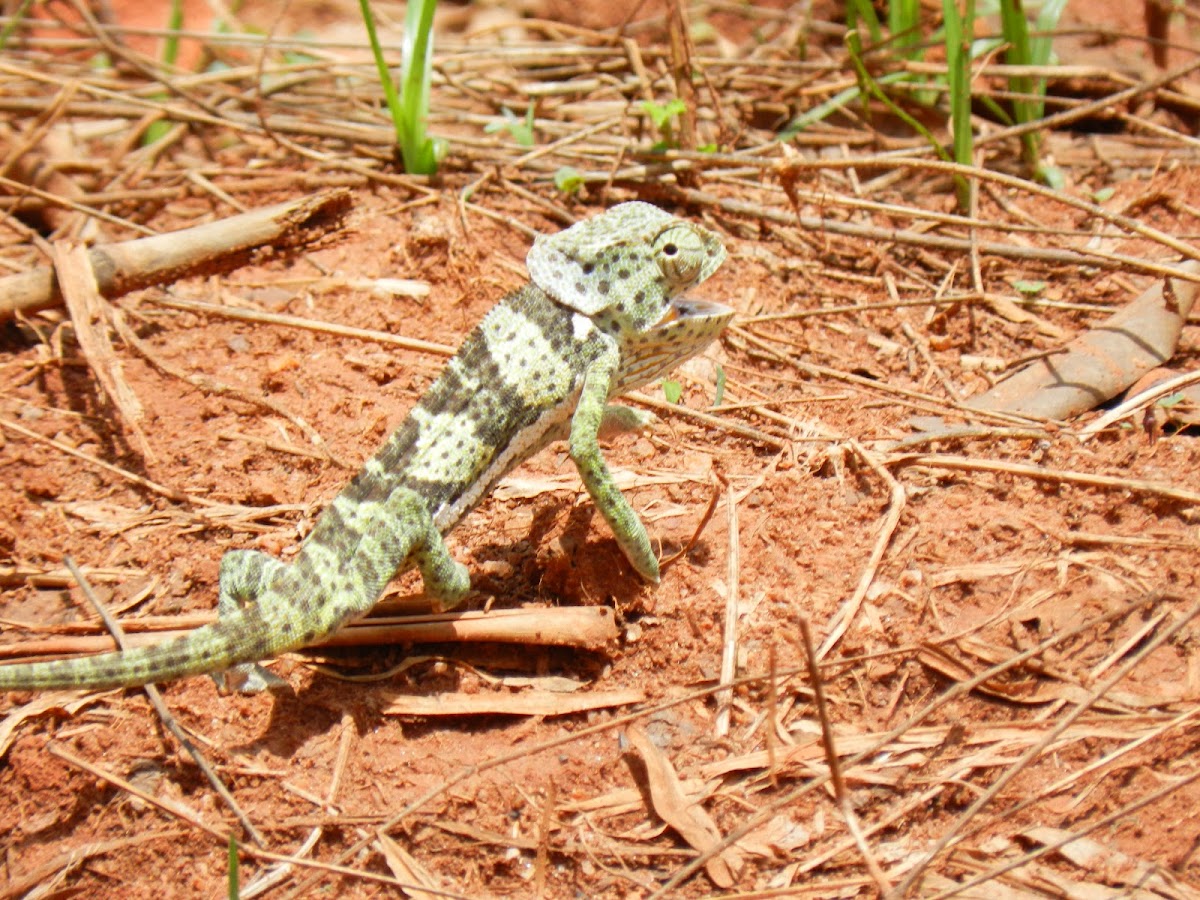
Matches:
[[0, 202, 732, 691]]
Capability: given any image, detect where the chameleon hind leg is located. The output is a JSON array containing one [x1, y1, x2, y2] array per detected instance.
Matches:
[[217, 550, 300, 692], [212, 491, 470, 692], [370, 490, 472, 613], [597, 404, 656, 440], [213, 550, 292, 693]]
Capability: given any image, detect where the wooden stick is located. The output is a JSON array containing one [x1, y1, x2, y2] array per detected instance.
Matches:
[[0, 606, 620, 661], [0, 189, 351, 320]]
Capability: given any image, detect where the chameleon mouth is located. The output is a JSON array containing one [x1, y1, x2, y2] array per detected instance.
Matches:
[[615, 297, 735, 393], [656, 297, 735, 327]]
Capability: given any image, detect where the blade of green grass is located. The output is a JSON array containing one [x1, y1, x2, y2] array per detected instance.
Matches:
[[888, 0, 924, 58], [845, 29, 953, 162], [359, 0, 444, 174], [142, 0, 185, 146], [228, 833, 240, 900], [999, 0, 1039, 164], [999, 0, 1066, 180], [358, 0, 404, 157], [0, 0, 35, 51], [846, 0, 883, 43], [398, 0, 442, 174], [942, 0, 975, 209]]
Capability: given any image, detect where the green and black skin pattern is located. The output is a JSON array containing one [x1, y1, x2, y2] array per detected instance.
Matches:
[[0, 202, 732, 691]]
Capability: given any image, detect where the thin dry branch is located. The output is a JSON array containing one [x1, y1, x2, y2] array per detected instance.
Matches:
[[53, 241, 153, 459], [0, 190, 352, 320], [892, 453, 1200, 506], [0, 606, 620, 662]]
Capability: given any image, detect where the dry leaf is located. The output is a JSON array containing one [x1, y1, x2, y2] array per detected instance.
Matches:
[[382, 688, 643, 717], [967, 260, 1200, 420], [377, 833, 446, 900], [0, 693, 101, 758], [624, 725, 743, 888], [1022, 826, 1194, 899]]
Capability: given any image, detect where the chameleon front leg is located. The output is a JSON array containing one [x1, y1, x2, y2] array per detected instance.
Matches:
[[569, 348, 661, 583]]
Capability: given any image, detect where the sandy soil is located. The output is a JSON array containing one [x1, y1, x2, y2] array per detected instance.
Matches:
[[2, 0, 1200, 897]]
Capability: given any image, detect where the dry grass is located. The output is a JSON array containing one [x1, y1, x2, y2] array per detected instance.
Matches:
[[2, 2, 1200, 897]]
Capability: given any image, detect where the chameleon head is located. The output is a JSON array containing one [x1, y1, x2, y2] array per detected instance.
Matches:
[[526, 202, 732, 392], [527, 201, 727, 327], [527, 202, 732, 391]]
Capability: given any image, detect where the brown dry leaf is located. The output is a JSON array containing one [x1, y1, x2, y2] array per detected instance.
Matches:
[[737, 815, 811, 859], [967, 260, 1200, 420], [381, 688, 643, 717], [919, 644, 1045, 704], [557, 778, 714, 818], [1023, 826, 1195, 899], [376, 833, 447, 900], [920, 871, 1055, 899], [985, 294, 1070, 340], [54, 241, 152, 459], [624, 725, 743, 889], [489, 674, 587, 692], [924, 640, 1190, 710], [0, 692, 100, 758], [927, 559, 1041, 588]]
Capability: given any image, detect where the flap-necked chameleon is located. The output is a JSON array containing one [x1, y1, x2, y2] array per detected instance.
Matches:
[[0, 202, 732, 691]]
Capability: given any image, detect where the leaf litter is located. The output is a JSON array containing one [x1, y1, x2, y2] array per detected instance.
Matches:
[[2, 0, 1200, 897]]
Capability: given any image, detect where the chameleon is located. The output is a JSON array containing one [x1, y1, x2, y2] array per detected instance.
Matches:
[[0, 202, 731, 692]]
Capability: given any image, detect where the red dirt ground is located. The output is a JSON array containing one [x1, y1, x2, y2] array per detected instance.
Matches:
[[3, 0, 1200, 897]]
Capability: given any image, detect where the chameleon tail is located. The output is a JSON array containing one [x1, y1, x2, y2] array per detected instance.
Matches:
[[0, 605, 288, 691]]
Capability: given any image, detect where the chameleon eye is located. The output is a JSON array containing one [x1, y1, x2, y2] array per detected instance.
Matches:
[[654, 226, 703, 287]]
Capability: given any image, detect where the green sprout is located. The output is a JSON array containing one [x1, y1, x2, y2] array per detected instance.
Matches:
[[554, 166, 585, 195], [641, 98, 687, 150], [359, 0, 445, 174], [142, 0, 185, 146], [485, 105, 536, 147]]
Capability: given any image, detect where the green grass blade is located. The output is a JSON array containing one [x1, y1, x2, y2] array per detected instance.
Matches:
[[399, 0, 441, 174], [999, 0, 1064, 171], [888, 0, 923, 58], [941, 0, 975, 209], [0, 0, 35, 51], [1032, 0, 1067, 64], [228, 833, 240, 900], [845, 0, 883, 43], [999, 0, 1039, 163], [846, 29, 951, 157], [778, 70, 914, 140], [359, 0, 443, 173], [142, 0, 186, 146], [358, 0, 404, 146]]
